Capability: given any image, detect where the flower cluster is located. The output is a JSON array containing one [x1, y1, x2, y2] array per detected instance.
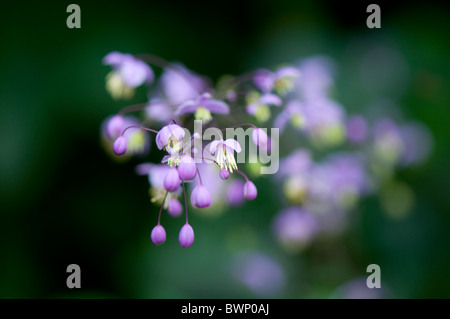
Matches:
[[100, 51, 432, 250]]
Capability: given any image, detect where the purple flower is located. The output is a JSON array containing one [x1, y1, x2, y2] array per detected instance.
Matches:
[[155, 123, 186, 154], [253, 66, 300, 95], [151, 225, 166, 245], [209, 139, 242, 173], [103, 52, 154, 99], [243, 181, 257, 200], [346, 115, 368, 143], [161, 64, 210, 105], [113, 136, 127, 155], [398, 122, 432, 166], [167, 198, 182, 217], [219, 168, 230, 180], [246, 93, 282, 123], [164, 167, 181, 192], [175, 92, 229, 123], [179, 223, 195, 248], [278, 149, 312, 177], [272, 207, 318, 251], [102, 115, 150, 156], [177, 155, 197, 181], [274, 100, 307, 133], [232, 252, 285, 296], [252, 128, 268, 147], [297, 55, 335, 101], [191, 185, 212, 208], [145, 98, 176, 123], [106, 115, 125, 139]]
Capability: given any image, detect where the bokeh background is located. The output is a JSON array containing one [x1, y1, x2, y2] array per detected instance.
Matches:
[[1, 0, 449, 298]]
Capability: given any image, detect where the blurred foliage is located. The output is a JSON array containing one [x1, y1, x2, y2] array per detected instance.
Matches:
[[0, 0, 449, 298]]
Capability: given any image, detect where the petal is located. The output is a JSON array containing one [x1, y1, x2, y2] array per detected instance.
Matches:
[[103, 51, 128, 66], [273, 111, 289, 133], [174, 99, 198, 116], [203, 99, 230, 114], [253, 68, 275, 93], [209, 140, 222, 155], [224, 139, 242, 153], [119, 58, 154, 87], [275, 66, 301, 79], [260, 93, 282, 106], [246, 103, 258, 115]]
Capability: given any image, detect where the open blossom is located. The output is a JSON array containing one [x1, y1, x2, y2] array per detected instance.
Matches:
[[253, 66, 300, 95], [103, 52, 154, 99], [175, 92, 229, 123], [209, 139, 242, 173], [155, 123, 186, 155], [246, 92, 282, 123]]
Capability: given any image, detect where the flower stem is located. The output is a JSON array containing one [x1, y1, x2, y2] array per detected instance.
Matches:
[[182, 182, 188, 224], [121, 125, 159, 136], [157, 191, 169, 225]]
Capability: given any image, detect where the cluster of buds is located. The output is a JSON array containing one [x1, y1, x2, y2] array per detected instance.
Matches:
[[101, 52, 283, 248], [100, 51, 432, 251]]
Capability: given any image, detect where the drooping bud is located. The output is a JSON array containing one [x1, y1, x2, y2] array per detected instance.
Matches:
[[178, 223, 195, 248], [177, 155, 197, 181], [219, 168, 230, 180], [113, 136, 127, 155], [164, 167, 181, 192], [244, 181, 257, 200], [167, 198, 182, 217], [190, 185, 212, 208], [151, 225, 166, 245]]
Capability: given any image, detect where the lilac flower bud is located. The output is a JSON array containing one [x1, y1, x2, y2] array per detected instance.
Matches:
[[151, 225, 166, 245], [113, 136, 127, 155], [244, 181, 257, 200], [164, 167, 181, 192], [106, 115, 125, 139], [177, 156, 197, 181], [179, 223, 194, 248], [191, 185, 212, 208], [167, 198, 182, 217], [252, 128, 268, 146], [219, 168, 230, 180]]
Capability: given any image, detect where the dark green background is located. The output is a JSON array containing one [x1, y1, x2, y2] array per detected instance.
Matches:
[[0, 0, 449, 298]]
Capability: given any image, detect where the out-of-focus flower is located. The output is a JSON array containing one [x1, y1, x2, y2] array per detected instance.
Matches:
[[232, 252, 286, 297], [253, 66, 300, 95], [191, 185, 212, 208], [246, 92, 282, 123], [297, 55, 335, 101], [101, 115, 149, 158], [145, 98, 176, 124], [274, 100, 307, 133], [330, 277, 392, 299], [175, 92, 229, 123], [273, 207, 318, 252], [308, 153, 369, 211], [160, 64, 210, 106], [346, 115, 368, 144], [103, 52, 154, 99]]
